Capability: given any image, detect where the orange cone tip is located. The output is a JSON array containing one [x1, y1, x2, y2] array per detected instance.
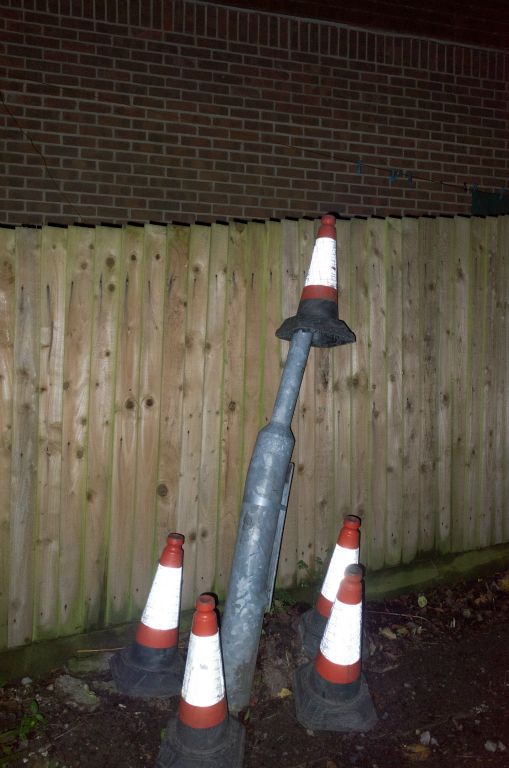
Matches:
[[315, 564, 363, 685], [136, 533, 184, 649], [178, 595, 228, 729], [315, 516, 360, 618]]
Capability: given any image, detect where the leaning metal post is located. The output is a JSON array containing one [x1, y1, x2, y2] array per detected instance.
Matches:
[[221, 214, 355, 714], [221, 330, 313, 713]]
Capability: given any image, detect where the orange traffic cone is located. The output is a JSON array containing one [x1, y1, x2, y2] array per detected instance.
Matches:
[[110, 533, 185, 697], [157, 594, 245, 768], [299, 515, 361, 657], [294, 564, 377, 732], [276, 213, 355, 347]]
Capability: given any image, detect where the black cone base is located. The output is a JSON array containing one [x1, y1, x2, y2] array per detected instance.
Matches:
[[156, 716, 245, 768], [110, 643, 184, 698], [298, 608, 327, 659], [276, 314, 355, 348], [294, 661, 378, 733]]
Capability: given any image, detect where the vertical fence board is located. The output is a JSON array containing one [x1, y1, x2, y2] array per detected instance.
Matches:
[[435, 218, 453, 552], [195, 223, 228, 595], [464, 218, 486, 551], [349, 219, 370, 559], [155, 225, 189, 541], [502, 217, 509, 542], [334, 219, 352, 528], [106, 226, 144, 625], [367, 219, 387, 569], [418, 218, 438, 553], [401, 218, 420, 564], [215, 222, 247, 597], [9, 228, 40, 648], [83, 226, 121, 630], [34, 227, 67, 640], [295, 220, 317, 577], [481, 218, 498, 548], [130, 225, 167, 617], [177, 225, 210, 608], [384, 218, 403, 566], [0, 228, 16, 650], [58, 226, 94, 637], [450, 217, 470, 552], [495, 218, 508, 543], [279, 220, 301, 584]]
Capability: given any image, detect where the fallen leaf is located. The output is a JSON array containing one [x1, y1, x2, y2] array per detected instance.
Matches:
[[417, 595, 428, 608], [403, 743, 431, 761], [276, 687, 292, 699], [380, 627, 397, 640], [326, 762, 338, 768], [497, 574, 509, 593]]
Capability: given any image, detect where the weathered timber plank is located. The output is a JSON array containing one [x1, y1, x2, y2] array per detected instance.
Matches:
[[34, 226, 67, 640], [106, 226, 144, 625], [155, 225, 189, 546], [9, 228, 40, 648], [214, 222, 247, 598], [384, 218, 403, 566], [401, 218, 420, 564], [367, 218, 387, 569], [0, 227, 16, 650], [130, 225, 167, 618], [83, 226, 122, 629], [176, 224, 210, 609], [58, 226, 94, 637], [195, 223, 228, 596], [435, 217, 454, 554]]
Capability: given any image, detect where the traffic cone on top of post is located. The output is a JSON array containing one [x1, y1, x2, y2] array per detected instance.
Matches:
[[294, 564, 378, 732], [156, 594, 245, 768], [110, 533, 185, 697], [299, 515, 361, 658], [276, 213, 356, 348]]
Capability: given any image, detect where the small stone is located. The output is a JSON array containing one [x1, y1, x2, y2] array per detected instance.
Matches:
[[419, 731, 431, 746], [497, 741, 507, 751], [484, 740, 498, 752], [21, 676, 32, 685]]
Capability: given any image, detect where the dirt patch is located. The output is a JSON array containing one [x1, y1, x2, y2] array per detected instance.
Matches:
[[1, 570, 509, 767]]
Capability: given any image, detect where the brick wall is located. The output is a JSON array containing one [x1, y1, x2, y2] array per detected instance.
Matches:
[[1, 0, 508, 224]]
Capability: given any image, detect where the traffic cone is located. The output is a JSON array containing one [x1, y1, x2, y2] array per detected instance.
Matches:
[[156, 594, 245, 768], [294, 564, 377, 732], [299, 515, 361, 658], [276, 214, 355, 348], [110, 533, 185, 697]]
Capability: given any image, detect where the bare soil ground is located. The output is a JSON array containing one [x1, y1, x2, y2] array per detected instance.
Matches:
[[1, 569, 508, 768]]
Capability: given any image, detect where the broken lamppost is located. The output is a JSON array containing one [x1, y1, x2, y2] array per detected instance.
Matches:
[[221, 214, 356, 714]]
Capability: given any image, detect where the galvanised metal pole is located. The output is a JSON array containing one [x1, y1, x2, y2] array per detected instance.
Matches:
[[221, 215, 356, 714], [221, 329, 312, 713]]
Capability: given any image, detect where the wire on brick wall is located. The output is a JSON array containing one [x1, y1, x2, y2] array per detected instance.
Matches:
[[1, 89, 507, 219], [0, 91, 83, 221]]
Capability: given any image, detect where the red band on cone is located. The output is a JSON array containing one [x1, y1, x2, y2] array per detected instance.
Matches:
[[136, 624, 178, 649], [178, 697, 228, 729], [315, 593, 333, 618], [338, 569, 362, 605], [301, 285, 338, 302], [315, 651, 361, 685]]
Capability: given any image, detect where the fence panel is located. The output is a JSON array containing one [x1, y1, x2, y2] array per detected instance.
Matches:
[[1, 215, 509, 650]]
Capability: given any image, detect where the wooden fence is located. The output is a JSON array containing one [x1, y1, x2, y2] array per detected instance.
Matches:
[[1, 216, 508, 650]]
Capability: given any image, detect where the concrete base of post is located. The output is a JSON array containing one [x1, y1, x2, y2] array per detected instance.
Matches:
[[156, 716, 245, 767], [293, 661, 378, 733], [110, 643, 184, 698]]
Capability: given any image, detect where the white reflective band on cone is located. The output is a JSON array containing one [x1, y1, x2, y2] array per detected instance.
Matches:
[[320, 545, 360, 603], [304, 238, 337, 289], [181, 633, 225, 707], [320, 601, 362, 666], [140, 565, 182, 630]]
